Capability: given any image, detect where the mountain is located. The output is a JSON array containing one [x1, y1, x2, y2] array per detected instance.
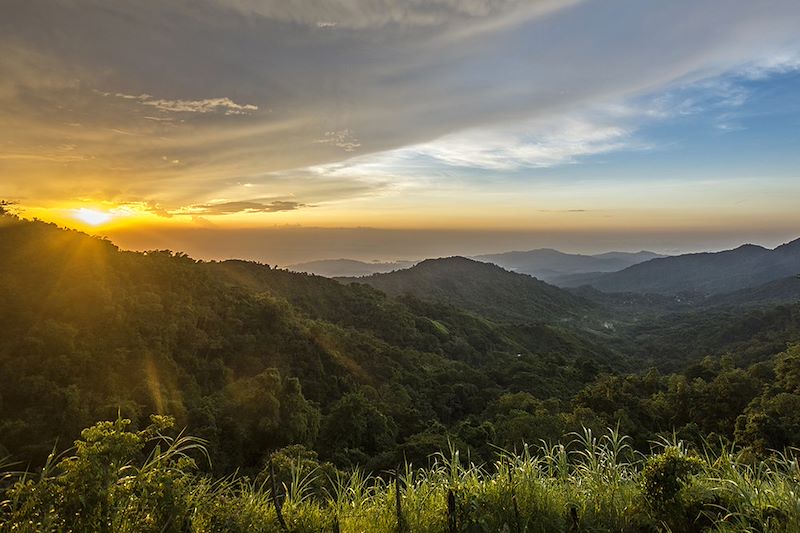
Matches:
[[286, 258, 416, 277], [475, 248, 664, 283], [0, 216, 619, 470], [339, 256, 596, 323], [284, 249, 663, 283], [560, 239, 800, 295], [6, 213, 800, 495]]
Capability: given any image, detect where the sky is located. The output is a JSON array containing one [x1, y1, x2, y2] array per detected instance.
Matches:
[[2, 0, 800, 263]]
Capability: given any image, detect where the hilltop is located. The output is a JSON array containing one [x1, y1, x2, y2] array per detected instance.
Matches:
[[340, 256, 595, 323]]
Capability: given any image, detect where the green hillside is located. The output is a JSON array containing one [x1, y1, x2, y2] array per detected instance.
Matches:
[[340, 256, 596, 324], [0, 216, 619, 472], [4, 214, 800, 532]]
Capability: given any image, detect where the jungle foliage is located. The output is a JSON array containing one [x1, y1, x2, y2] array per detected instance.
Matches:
[[2, 213, 800, 530]]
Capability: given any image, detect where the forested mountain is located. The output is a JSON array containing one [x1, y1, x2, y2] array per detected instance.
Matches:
[[474, 248, 663, 283], [339, 256, 596, 323], [0, 216, 619, 473], [3, 213, 800, 492], [286, 258, 416, 277], [561, 239, 800, 295]]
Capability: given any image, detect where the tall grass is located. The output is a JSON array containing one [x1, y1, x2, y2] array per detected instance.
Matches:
[[2, 417, 799, 532]]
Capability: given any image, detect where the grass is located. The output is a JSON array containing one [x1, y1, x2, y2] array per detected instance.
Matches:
[[1, 417, 799, 532]]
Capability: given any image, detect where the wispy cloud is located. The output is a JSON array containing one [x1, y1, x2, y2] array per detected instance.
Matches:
[[176, 200, 305, 215], [314, 129, 362, 152], [406, 119, 631, 171], [736, 51, 800, 80], [102, 92, 258, 115], [0, 143, 91, 163], [107, 199, 307, 218], [209, 0, 566, 29], [307, 113, 636, 181]]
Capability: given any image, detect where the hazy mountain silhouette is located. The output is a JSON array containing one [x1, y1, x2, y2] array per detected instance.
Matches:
[[475, 249, 664, 283], [286, 258, 416, 277]]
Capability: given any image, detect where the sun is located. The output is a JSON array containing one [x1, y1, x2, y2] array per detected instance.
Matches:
[[72, 208, 114, 226]]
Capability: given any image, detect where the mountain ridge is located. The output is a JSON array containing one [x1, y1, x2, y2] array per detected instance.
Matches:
[[339, 256, 596, 323], [475, 248, 665, 283], [558, 238, 800, 295], [284, 248, 665, 280]]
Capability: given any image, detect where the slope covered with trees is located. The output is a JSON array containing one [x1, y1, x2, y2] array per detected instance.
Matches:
[[4, 213, 800, 532], [339, 256, 596, 324], [0, 215, 620, 473]]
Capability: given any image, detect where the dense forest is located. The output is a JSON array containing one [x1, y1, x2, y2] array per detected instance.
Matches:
[[2, 212, 800, 531]]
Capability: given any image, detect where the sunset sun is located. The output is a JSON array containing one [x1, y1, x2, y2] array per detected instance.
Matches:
[[72, 208, 113, 226]]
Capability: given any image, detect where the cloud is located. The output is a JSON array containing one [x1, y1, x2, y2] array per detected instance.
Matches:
[[736, 51, 800, 80], [179, 200, 305, 215], [0, 143, 91, 163], [112, 199, 306, 219], [406, 118, 631, 171], [314, 129, 362, 152], [145, 202, 174, 218], [103, 92, 258, 115], [307, 113, 636, 182], [3, 0, 800, 216], [210, 0, 566, 29]]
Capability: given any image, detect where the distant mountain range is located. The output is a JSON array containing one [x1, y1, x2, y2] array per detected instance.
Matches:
[[291, 239, 800, 303], [287, 258, 416, 277], [474, 249, 665, 283], [561, 238, 800, 295], [339, 256, 595, 323], [288, 249, 664, 281]]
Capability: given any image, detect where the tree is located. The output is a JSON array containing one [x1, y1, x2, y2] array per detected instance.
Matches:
[[319, 391, 397, 462], [0, 200, 17, 216]]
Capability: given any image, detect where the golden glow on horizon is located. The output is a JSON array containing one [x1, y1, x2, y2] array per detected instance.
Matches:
[[16, 173, 800, 236], [22, 201, 800, 235]]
